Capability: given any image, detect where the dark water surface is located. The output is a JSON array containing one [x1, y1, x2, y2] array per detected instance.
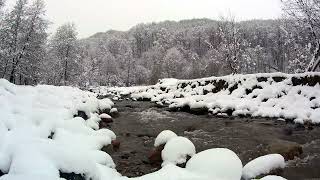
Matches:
[[106, 100, 320, 180]]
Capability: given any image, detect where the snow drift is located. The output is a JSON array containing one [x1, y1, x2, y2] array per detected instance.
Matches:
[[0, 79, 116, 180]]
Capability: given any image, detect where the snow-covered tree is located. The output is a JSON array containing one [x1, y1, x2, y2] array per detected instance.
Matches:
[[282, 0, 320, 71], [217, 17, 244, 74], [203, 49, 223, 76], [0, 0, 29, 81], [162, 47, 186, 78], [0, 0, 48, 84], [47, 23, 79, 86]]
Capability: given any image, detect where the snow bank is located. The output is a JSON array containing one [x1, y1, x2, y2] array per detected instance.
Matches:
[[0, 79, 116, 180], [186, 148, 243, 180], [96, 72, 320, 124], [161, 136, 196, 166], [154, 130, 178, 147], [242, 154, 286, 180]]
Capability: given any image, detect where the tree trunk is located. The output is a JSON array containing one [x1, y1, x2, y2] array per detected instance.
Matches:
[[307, 41, 320, 72]]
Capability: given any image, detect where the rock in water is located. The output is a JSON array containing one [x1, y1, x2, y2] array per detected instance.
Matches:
[[267, 140, 303, 160], [242, 154, 285, 180], [148, 144, 165, 165], [110, 108, 119, 118], [112, 140, 121, 151], [99, 113, 113, 129], [186, 148, 243, 180]]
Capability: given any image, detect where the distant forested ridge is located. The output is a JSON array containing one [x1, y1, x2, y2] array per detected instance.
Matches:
[[0, 0, 319, 87]]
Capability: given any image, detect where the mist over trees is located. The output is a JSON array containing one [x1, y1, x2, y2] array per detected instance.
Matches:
[[0, 0, 319, 87]]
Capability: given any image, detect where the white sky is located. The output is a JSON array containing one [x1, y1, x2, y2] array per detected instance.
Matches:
[[7, 0, 283, 38]]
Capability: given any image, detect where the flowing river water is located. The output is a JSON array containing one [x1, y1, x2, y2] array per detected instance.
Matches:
[[105, 100, 320, 180]]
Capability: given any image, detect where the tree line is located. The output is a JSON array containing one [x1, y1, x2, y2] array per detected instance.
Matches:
[[0, 0, 319, 87]]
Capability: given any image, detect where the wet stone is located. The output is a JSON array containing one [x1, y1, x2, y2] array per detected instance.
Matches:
[[59, 172, 85, 180], [112, 140, 121, 152], [148, 144, 165, 165], [73, 111, 88, 120]]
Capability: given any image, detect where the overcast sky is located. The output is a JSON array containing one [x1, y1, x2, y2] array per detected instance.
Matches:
[[8, 0, 283, 38]]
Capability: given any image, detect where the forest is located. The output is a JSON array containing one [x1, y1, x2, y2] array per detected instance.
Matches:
[[0, 0, 319, 87]]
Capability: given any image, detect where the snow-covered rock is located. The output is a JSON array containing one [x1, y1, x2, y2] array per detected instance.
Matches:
[[186, 148, 243, 180], [259, 175, 287, 180], [154, 130, 178, 147], [110, 108, 118, 114], [110, 108, 119, 117], [161, 136, 196, 166], [99, 98, 114, 111], [100, 113, 112, 119], [242, 154, 286, 180]]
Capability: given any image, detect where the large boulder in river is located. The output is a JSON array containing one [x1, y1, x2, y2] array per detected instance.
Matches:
[[186, 148, 243, 180], [148, 130, 178, 165], [267, 140, 303, 160], [242, 154, 285, 180]]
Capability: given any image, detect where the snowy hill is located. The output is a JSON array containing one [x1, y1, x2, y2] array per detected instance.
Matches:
[[96, 73, 320, 124]]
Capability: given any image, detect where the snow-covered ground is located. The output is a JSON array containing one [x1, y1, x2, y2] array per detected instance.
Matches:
[[96, 73, 320, 124], [0, 79, 288, 180]]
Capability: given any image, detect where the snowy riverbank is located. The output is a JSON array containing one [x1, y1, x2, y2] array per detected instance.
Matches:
[[0, 78, 290, 180], [96, 72, 320, 124]]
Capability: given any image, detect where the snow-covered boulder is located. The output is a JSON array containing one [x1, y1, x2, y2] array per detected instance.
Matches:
[[149, 130, 179, 165], [242, 154, 286, 180], [110, 108, 119, 117], [99, 113, 113, 129], [260, 175, 287, 180], [154, 130, 178, 147], [98, 98, 114, 113], [99, 113, 112, 120], [161, 136, 196, 166], [186, 148, 243, 180]]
